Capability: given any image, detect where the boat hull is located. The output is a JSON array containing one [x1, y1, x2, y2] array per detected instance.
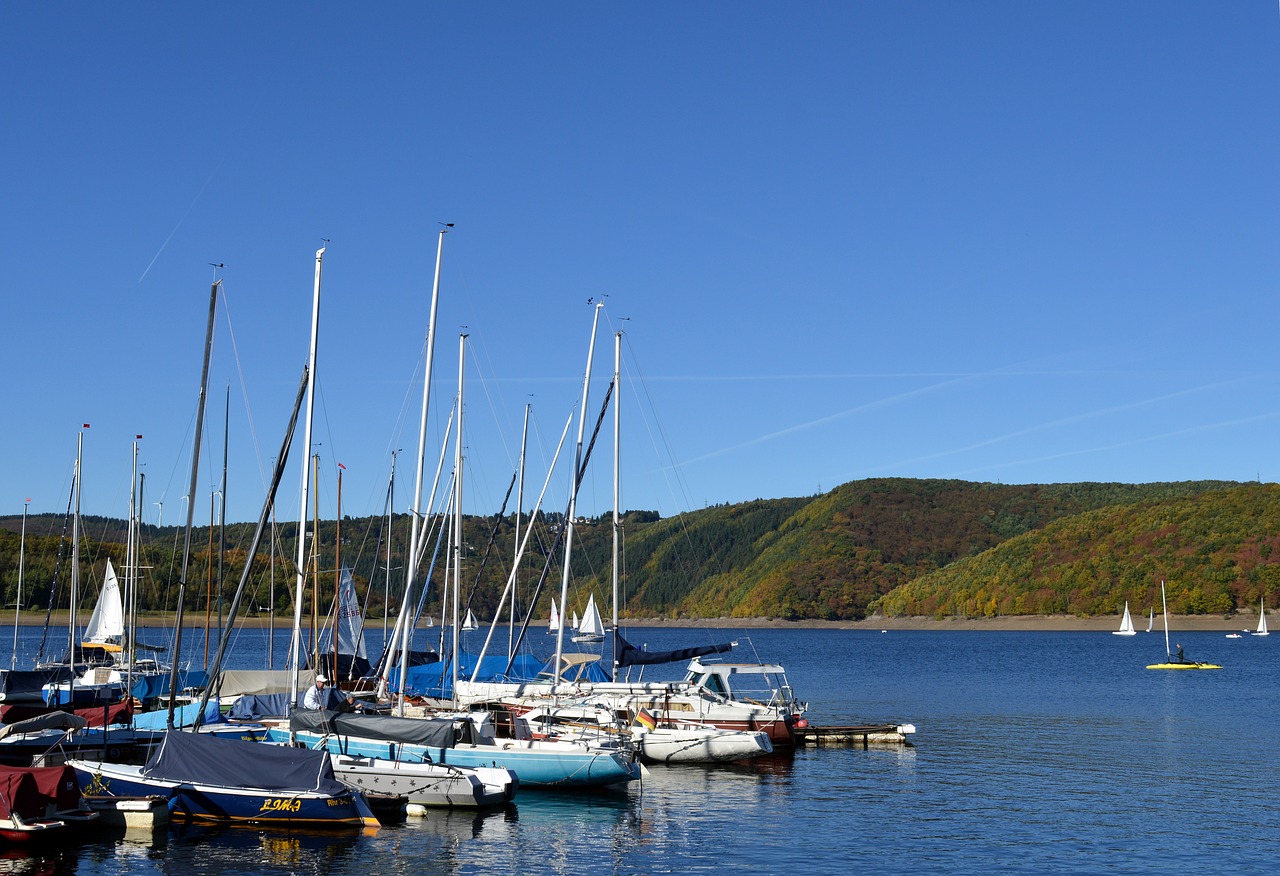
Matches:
[[637, 727, 772, 764], [1145, 662, 1222, 670], [329, 755, 517, 808], [66, 760, 378, 829], [272, 729, 638, 789]]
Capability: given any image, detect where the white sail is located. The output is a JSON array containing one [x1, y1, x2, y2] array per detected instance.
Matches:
[[1146, 607, 1154, 633], [463, 610, 478, 632], [548, 599, 560, 633], [319, 565, 367, 660], [1254, 598, 1269, 636], [1112, 601, 1136, 636], [83, 558, 125, 645], [572, 594, 605, 643]]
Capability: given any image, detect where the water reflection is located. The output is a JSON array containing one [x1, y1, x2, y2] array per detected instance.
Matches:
[[158, 824, 362, 874]]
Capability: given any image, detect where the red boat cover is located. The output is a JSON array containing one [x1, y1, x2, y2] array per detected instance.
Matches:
[[0, 700, 133, 727], [0, 765, 79, 813], [0, 771, 42, 820]]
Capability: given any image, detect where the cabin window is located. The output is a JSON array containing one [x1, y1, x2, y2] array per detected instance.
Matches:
[[704, 674, 729, 697]]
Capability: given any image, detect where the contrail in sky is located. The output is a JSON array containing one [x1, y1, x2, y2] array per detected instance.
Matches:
[[681, 372, 974, 466], [864, 377, 1253, 474], [137, 173, 217, 283], [948, 409, 1280, 478]]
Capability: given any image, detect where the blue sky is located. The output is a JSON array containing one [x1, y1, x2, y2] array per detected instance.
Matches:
[[3, 3, 1279, 528]]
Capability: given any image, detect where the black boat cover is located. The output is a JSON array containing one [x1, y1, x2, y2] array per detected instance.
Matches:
[[142, 728, 347, 795], [614, 634, 734, 667], [289, 709, 458, 748]]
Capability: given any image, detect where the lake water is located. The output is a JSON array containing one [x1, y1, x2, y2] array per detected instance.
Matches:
[[6, 624, 1276, 874]]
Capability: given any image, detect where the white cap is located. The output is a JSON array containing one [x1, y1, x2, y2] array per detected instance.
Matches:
[[316, 675, 328, 683]]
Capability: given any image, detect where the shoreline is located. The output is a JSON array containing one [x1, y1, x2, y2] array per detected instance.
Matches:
[[17, 611, 1258, 633]]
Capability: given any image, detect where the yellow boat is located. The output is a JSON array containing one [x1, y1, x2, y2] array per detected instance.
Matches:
[[1145, 581, 1222, 671]]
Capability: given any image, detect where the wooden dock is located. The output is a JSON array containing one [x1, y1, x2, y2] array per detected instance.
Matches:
[[794, 723, 916, 747]]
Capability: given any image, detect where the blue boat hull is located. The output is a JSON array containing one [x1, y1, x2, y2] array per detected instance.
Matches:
[[67, 760, 378, 829]]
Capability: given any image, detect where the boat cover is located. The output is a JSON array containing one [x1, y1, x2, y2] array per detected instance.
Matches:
[[615, 634, 733, 667], [289, 709, 458, 748], [141, 728, 347, 795], [132, 700, 222, 730], [0, 700, 132, 727], [129, 670, 209, 702], [0, 770, 43, 820], [0, 711, 89, 741], [0, 669, 73, 705], [0, 764, 80, 813], [393, 653, 543, 698], [218, 669, 316, 697]]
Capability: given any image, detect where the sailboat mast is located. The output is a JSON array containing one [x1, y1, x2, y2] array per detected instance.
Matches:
[[166, 279, 218, 729], [289, 247, 324, 707], [554, 302, 604, 684], [384, 452, 396, 665], [12, 499, 28, 669], [451, 333, 467, 707], [611, 330, 621, 679], [69, 428, 83, 677], [218, 384, 229, 655], [511, 403, 530, 662], [1161, 580, 1170, 659], [126, 437, 139, 671], [385, 228, 446, 710], [333, 465, 343, 678]]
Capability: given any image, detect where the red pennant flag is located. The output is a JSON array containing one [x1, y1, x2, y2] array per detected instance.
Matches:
[[136, 434, 143, 439], [82, 423, 90, 428], [338, 462, 346, 470]]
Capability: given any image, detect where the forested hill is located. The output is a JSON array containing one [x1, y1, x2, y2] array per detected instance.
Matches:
[[0, 479, 1268, 622]]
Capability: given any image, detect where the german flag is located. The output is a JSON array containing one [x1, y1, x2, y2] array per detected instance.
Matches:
[[633, 708, 658, 731]]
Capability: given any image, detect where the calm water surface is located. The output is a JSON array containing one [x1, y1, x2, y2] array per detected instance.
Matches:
[[8, 625, 1276, 874]]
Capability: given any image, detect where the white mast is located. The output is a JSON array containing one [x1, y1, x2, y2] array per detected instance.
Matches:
[[554, 302, 604, 685], [510, 402, 530, 662], [289, 246, 324, 707], [467, 409, 573, 684], [451, 333, 467, 707], [1161, 580, 1170, 659], [12, 499, 28, 669], [610, 330, 621, 679], [386, 227, 446, 712], [70, 428, 84, 676], [126, 437, 140, 670]]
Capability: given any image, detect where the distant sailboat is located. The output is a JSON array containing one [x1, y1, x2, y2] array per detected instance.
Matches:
[[547, 599, 560, 634], [1146, 607, 1154, 633], [1253, 598, 1269, 637], [462, 610, 478, 632], [1113, 602, 1136, 636], [572, 594, 605, 644]]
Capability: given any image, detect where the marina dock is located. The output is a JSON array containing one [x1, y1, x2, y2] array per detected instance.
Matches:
[[795, 723, 916, 747]]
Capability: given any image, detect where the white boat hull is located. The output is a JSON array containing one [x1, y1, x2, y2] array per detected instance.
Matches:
[[329, 755, 517, 808], [636, 726, 772, 764]]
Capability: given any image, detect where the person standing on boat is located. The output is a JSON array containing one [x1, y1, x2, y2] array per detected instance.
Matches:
[[304, 675, 329, 709], [1174, 644, 1186, 663]]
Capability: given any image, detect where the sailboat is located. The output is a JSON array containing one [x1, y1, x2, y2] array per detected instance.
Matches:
[[1146, 607, 1154, 633], [462, 610, 478, 632], [317, 565, 370, 681], [1112, 602, 1136, 636], [1146, 581, 1221, 670], [571, 594, 605, 644], [547, 599, 560, 635], [1253, 597, 1269, 636]]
